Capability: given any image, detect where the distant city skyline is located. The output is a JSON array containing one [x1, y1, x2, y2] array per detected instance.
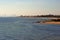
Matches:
[[0, 0, 60, 17]]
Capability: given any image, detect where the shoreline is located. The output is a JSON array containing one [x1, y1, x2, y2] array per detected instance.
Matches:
[[40, 22, 60, 24], [36, 18, 60, 24]]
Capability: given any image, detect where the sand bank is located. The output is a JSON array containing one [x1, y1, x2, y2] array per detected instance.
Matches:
[[41, 22, 60, 24], [36, 18, 60, 24]]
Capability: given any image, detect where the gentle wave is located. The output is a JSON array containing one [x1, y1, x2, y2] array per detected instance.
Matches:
[[0, 17, 60, 40]]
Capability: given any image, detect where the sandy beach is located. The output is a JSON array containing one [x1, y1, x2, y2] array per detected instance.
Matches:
[[41, 22, 60, 24], [36, 18, 60, 24]]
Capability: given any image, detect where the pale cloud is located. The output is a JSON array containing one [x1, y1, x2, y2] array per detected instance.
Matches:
[[0, 0, 60, 17]]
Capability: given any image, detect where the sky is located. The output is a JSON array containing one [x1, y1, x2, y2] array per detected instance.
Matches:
[[0, 0, 60, 17]]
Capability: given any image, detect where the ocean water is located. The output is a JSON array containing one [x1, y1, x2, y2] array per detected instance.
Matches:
[[0, 17, 60, 40]]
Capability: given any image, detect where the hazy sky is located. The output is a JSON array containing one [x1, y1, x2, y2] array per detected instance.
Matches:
[[0, 0, 60, 17]]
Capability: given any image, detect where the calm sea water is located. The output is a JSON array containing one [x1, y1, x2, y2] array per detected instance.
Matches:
[[0, 17, 60, 40]]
